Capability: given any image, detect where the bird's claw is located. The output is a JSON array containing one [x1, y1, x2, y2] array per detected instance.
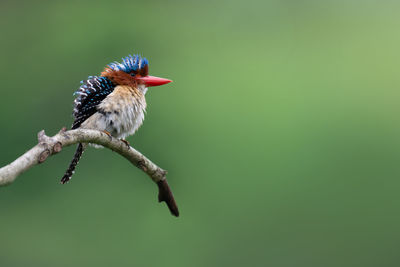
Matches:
[[102, 130, 112, 140], [120, 139, 130, 148]]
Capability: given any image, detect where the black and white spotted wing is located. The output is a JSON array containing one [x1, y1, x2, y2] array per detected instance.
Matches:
[[72, 76, 115, 129]]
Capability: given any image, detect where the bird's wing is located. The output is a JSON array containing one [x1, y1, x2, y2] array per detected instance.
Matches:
[[72, 76, 115, 129]]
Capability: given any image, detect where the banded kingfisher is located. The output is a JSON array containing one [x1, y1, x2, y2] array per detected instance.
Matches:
[[61, 54, 178, 216]]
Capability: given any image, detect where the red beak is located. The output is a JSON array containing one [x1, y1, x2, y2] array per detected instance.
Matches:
[[135, 75, 172, 87]]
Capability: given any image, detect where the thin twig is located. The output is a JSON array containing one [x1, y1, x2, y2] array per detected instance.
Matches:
[[0, 128, 179, 217]]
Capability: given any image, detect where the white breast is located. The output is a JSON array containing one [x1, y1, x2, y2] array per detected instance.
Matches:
[[80, 85, 147, 139]]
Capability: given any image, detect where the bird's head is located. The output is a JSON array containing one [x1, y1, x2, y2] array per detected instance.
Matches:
[[101, 54, 172, 94]]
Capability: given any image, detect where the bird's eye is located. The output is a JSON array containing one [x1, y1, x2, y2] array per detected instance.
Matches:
[[130, 73, 135, 76]]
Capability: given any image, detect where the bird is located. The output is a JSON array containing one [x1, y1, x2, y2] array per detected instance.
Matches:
[[60, 54, 177, 215]]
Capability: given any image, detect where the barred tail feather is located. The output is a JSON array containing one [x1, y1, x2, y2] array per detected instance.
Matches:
[[61, 143, 85, 184]]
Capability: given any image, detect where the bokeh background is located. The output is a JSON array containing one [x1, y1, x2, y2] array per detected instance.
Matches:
[[1, 0, 400, 266]]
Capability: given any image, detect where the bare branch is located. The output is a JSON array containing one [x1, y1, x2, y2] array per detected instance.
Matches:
[[0, 129, 179, 217]]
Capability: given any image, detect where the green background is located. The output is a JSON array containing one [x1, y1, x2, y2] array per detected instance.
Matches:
[[1, 0, 400, 266]]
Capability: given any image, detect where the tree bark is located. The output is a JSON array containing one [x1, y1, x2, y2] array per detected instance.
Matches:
[[0, 128, 179, 217]]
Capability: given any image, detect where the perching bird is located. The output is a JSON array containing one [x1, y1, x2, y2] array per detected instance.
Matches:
[[60, 54, 177, 215]]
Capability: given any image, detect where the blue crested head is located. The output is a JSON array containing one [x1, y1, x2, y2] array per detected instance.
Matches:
[[100, 53, 171, 88], [107, 54, 149, 75]]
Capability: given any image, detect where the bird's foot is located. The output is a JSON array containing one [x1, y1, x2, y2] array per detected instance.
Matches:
[[102, 130, 112, 140], [120, 139, 130, 148]]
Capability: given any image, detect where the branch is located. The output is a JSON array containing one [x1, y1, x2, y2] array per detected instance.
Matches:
[[0, 128, 179, 217]]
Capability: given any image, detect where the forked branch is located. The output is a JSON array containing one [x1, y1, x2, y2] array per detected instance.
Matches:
[[0, 128, 179, 217]]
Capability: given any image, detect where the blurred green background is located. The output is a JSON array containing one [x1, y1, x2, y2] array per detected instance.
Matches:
[[1, 0, 400, 266]]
